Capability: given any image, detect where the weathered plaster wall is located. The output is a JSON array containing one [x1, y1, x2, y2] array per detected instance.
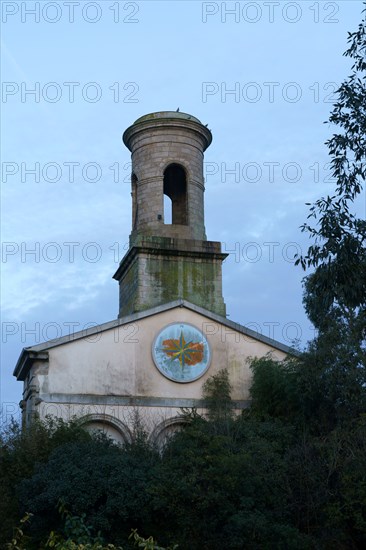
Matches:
[[26, 307, 286, 440]]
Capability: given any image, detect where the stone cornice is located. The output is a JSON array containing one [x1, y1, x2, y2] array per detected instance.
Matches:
[[13, 350, 49, 381], [123, 114, 212, 152], [35, 393, 251, 410], [112, 239, 228, 282]]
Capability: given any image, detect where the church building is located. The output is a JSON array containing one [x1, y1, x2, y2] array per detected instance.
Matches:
[[14, 111, 291, 444]]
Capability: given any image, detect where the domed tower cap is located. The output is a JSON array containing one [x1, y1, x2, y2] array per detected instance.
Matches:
[[123, 111, 212, 151], [134, 111, 202, 124]]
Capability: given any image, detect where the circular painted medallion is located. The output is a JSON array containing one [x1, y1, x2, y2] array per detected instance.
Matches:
[[152, 323, 211, 383]]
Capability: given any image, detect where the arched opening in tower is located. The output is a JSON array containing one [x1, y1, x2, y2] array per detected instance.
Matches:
[[131, 173, 138, 229], [164, 194, 172, 224], [163, 164, 188, 225]]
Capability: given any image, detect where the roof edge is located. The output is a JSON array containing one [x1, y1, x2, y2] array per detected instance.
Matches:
[[13, 349, 49, 381], [13, 300, 297, 361]]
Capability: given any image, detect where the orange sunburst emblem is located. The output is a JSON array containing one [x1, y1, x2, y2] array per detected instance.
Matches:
[[162, 331, 204, 368]]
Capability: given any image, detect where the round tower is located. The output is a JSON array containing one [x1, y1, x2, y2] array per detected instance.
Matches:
[[114, 111, 226, 318], [123, 111, 212, 242]]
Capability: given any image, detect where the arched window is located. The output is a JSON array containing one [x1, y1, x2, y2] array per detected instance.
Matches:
[[79, 414, 132, 445], [149, 416, 188, 450], [164, 194, 172, 224], [163, 164, 187, 225]]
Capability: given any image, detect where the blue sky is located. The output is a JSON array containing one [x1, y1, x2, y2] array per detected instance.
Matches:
[[1, 0, 365, 418]]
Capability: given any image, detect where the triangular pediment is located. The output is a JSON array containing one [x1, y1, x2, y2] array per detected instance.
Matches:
[[14, 300, 294, 382]]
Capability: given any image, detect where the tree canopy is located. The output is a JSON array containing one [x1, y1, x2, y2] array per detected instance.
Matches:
[[1, 7, 366, 550]]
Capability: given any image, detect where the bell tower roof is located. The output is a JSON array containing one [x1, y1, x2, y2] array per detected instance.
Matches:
[[123, 111, 212, 152], [134, 111, 202, 124]]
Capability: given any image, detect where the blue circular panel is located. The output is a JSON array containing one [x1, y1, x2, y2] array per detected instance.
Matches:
[[152, 323, 211, 383]]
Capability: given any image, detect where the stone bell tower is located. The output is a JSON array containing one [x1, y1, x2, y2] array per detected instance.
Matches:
[[113, 111, 227, 317]]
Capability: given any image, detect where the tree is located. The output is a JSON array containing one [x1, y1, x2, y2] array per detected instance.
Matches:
[[17, 434, 158, 547], [202, 368, 233, 424], [296, 5, 366, 321], [248, 356, 301, 423], [6, 512, 177, 550], [291, 4, 366, 432], [0, 417, 91, 546]]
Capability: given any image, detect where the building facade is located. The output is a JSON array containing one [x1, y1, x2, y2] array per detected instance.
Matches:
[[14, 112, 291, 444]]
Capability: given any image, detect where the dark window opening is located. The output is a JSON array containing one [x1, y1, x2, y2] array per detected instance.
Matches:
[[163, 164, 187, 225], [131, 173, 138, 229]]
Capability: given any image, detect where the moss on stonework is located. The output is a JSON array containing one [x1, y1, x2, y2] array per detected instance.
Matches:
[[139, 255, 225, 316], [118, 240, 226, 317]]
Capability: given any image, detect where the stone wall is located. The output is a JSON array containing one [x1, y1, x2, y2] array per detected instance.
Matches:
[[123, 113, 212, 241], [115, 112, 227, 318], [114, 236, 227, 317]]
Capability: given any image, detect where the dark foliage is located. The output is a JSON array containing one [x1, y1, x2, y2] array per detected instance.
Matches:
[[296, 5, 366, 319], [2, 7, 366, 550]]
